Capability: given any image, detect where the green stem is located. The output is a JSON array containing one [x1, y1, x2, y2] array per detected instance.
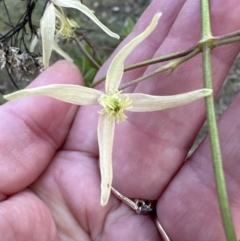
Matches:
[[74, 37, 100, 70], [216, 29, 240, 41], [92, 28, 240, 89], [124, 46, 196, 71], [202, 45, 237, 241], [200, 0, 212, 40], [201, 1, 237, 240], [91, 46, 196, 88], [41, 0, 49, 16], [119, 48, 200, 90], [214, 36, 240, 47]]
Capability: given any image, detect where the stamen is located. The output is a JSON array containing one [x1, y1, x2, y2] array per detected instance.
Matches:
[[98, 90, 132, 123], [55, 8, 78, 39]]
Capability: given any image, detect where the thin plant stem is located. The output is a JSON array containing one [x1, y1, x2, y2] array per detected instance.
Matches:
[[2, 0, 13, 27], [5, 68, 19, 90], [74, 36, 100, 70], [202, 45, 237, 241], [119, 48, 200, 90], [216, 29, 240, 41], [200, 0, 212, 40], [92, 29, 240, 89], [214, 36, 240, 47], [201, 0, 237, 240], [41, 0, 49, 16], [91, 46, 196, 88], [124, 46, 196, 71]]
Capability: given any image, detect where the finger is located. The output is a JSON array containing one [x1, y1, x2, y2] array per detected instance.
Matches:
[[94, 0, 187, 91], [157, 92, 240, 241], [0, 190, 58, 241], [0, 61, 82, 197], [63, 0, 190, 164], [111, 0, 240, 198], [64, 0, 188, 153], [31, 151, 160, 241], [64, 0, 240, 200]]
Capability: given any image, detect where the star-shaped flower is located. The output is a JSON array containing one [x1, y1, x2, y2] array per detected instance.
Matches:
[[4, 13, 212, 206], [40, 0, 120, 68]]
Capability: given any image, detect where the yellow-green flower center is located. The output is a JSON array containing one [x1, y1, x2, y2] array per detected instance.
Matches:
[[55, 7, 78, 39], [98, 90, 132, 123]]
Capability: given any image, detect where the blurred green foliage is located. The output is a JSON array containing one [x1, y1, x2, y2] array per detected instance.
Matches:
[[120, 17, 135, 38]]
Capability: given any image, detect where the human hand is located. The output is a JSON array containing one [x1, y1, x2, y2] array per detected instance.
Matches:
[[1, 0, 240, 240]]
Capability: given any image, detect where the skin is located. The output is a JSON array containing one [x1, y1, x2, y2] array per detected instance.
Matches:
[[0, 0, 240, 240]]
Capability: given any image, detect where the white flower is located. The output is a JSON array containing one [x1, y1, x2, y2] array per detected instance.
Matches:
[[4, 13, 212, 206], [40, 0, 120, 68]]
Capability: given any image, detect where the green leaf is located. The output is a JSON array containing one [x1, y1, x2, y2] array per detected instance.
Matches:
[[120, 17, 135, 38]]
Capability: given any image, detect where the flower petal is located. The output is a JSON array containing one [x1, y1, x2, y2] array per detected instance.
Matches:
[[53, 41, 74, 62], [105, 12, 162, 92], [97, 114, 115, 206], [30, 34, 39, 52], [40, 3, 56, 68], [126, 89, 212, 112], [4, 84, 103, 105], [52, 0, 119, 39]]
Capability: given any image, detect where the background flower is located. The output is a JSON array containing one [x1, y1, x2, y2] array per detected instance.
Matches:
[[40, 1, 120, 68]]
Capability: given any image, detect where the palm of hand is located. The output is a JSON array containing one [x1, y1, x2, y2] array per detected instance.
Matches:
[[1, 1, 240, 241]]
